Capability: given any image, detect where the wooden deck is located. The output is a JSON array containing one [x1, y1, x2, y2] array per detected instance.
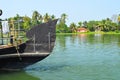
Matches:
[[0, 45, 13, 49]]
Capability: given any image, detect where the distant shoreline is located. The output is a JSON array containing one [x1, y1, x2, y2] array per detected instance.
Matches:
[[56, 31, 120, 35]]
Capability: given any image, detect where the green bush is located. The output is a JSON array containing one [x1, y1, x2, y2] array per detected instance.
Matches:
[[115, 30, 119, 33]]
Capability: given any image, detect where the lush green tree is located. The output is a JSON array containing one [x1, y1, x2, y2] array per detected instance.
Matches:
[[23, 15, 31, 30], [51, 15, 56, 20], [83, 21, 87, 27], [56, 23, 68, 33], [69, 22, 77, 33], [60, 13, 67, 23], [110, 22, 117, 31], [32, 11, 41, 26], [80, 18, 118, 32], [98, 19, 107, 31], [98, 18, 112, 31], [38, 14, 43, 23], [56, 13, 68, 33], [9, 14, 21, 29], [5, 11, 120, 33], [117, 14, 120, 30], [87, 21, 98, 31], [43, 13, 50, 22], [78, 22, 82, 28], [56, 13, 69, 33], [118, 14, 120, 23], [14, 14, 20, 21]]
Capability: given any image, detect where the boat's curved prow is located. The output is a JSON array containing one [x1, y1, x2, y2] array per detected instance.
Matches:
[[25, 19, 58, 53], [0, 19, 58, 70], [0, 52, 50, 69]]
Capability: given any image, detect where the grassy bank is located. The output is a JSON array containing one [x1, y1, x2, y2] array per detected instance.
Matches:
[[56, 31, 120, 35]]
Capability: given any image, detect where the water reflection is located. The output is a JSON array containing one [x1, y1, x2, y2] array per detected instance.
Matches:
[[27, 34, 120, 80], [55, 34, 120, 57], [1, 34, 120, 80], [56, 35, 66, 51], [0, 71, 40, 80], [78, 34, 87, 44], [56, 34, 120, 47]]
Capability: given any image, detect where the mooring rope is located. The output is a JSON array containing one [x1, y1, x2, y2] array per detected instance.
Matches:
[[15, 41, 22, 61]]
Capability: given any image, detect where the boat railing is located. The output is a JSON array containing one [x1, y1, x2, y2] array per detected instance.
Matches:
[[0, 19, 26, 45]]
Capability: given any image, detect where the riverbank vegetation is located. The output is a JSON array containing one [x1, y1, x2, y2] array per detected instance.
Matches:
[[1, 11, 120, 34], [56, 13, 120, 34]]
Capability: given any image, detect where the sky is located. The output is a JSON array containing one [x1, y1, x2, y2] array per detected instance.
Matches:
[[0, 0, 120, 25]]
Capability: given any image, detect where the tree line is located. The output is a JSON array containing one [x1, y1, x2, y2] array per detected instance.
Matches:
[[6, 11, 56, 31], [56, 14, 120, 33], [1, 11, 120, 33]]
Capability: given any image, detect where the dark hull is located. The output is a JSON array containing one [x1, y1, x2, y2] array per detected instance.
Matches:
[[0, 53, 49, 69], [0, 43, 26, 55], [0, 19, 58, 70]]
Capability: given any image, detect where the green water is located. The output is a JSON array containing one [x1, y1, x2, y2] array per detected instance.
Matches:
[[1, 34, 120, 80]]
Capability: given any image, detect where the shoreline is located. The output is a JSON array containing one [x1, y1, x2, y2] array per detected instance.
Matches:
[[56, 31, 120, 35]]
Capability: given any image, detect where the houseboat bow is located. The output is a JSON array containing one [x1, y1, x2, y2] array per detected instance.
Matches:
[[0, 10, 58, 70]]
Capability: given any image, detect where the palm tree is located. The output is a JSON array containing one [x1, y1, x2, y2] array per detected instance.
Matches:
[[97, 20, 106, 31], [32, 11, 40, 20], [117, 14, 120, 30], [38, 15, 43, 23], [87, 21, 98, 31], [32, 11, 41, 26], [78, 22, 82, 28], [43, 13, 50, 22], [51, 15, 55, 20], [69, 22, 77, 33], [118, 14, 120, 23], [60, 13, 67, 23], [97, 18, 112, 31], [23, 15, 31, 30], [83, 21, 87, 27]]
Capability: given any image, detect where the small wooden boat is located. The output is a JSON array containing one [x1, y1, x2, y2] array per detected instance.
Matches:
[[0, 10, 58, 70]]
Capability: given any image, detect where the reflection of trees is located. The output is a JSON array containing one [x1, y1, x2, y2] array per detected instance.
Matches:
[[56, 35, 66, 51], [116, 35, 120, 47], [56, 34, 78, 51], [70, 34, 77, 44], [0, 71, 40, 80], [86, 34, 95, 44], [81, 34, 120, 46], [102, 34, 120, 48], [56, 34, 120, 51], [101, 34, 112, 44], [78, 34, 87, 44]]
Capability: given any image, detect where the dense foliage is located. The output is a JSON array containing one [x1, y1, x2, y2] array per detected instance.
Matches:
[[1, 11, 120, 33]]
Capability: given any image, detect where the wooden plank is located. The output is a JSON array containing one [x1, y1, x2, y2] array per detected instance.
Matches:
[[0, 52, 50, 58]]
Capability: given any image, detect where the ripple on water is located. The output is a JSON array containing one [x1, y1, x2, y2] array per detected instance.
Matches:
[[26, 34, 120, 80]]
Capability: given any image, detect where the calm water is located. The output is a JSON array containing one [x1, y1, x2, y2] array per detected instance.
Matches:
[[1, 34, 120, 80]]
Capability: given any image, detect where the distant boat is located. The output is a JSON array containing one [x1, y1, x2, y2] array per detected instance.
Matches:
[[0, 10, 58, 70]]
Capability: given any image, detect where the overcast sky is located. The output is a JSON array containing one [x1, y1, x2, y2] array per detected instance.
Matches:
[[0, 0, 120, 25]]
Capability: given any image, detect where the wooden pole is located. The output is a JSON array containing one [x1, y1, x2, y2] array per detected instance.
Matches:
[[0, 9, 2, 16], [1, 22, 3, 45]]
